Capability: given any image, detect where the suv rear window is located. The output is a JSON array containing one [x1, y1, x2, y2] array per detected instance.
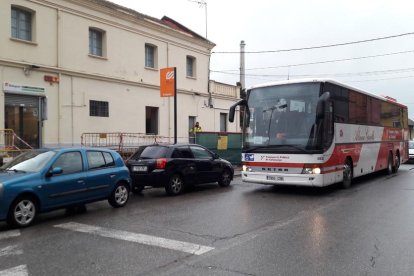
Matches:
[[131, 146, 168, 159]]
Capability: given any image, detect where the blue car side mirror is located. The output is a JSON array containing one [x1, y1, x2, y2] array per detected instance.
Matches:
[[48, 167, 63, 176]]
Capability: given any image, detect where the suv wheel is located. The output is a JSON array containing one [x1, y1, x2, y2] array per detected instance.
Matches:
[[165, 174, 184, 196], [218, 169, 232, 187]]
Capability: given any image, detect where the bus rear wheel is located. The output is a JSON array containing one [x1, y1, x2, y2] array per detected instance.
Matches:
[[386, 152, 393, 175], [392, 152, 400, 173], [341, 159, 353, 189]]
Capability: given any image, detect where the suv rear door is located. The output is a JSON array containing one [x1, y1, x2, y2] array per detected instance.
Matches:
[[190, 146, 220, 183], [171, 146, 197, 184]]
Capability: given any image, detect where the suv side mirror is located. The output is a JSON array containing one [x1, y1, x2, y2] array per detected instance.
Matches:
[[213, 153, 220, 159]]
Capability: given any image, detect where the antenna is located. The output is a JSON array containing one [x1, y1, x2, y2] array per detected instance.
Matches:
[[188, 0, 207, 38]]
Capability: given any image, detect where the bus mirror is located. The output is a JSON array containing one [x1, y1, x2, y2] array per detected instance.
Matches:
[[229, 99, 247, 122], [316, 92, 330, 120]]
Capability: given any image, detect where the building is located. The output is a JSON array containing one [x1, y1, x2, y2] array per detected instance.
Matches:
[[0, 0, 241, 149]]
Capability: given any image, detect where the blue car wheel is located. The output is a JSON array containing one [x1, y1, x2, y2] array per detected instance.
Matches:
[[7, 196, 38, 228], [108, 182, 130, 208]]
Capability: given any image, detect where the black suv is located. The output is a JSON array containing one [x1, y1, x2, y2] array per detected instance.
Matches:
[[126, 144, 234, 195]]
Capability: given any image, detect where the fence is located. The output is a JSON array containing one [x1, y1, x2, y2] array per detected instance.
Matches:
[[81, 132, 190, 160], [81, 132, 242, 164], [0, 129, 33, 162], [195, 132, 242, 165]]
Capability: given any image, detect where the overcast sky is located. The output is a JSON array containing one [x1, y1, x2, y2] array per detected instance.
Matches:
[[111, 0, 414, 118]]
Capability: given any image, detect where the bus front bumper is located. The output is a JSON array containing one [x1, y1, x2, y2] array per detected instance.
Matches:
[[241, 171, 325, 187]]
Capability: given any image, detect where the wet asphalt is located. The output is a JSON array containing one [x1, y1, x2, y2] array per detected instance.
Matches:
[[1, 164, 414, 275]]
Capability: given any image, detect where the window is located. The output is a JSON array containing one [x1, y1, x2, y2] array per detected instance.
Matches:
[[131, 146, 168, 159], [367, 98, 381, 126], [11, 7, 33, 41], [190, 146, 212, 159], [86, 151, 114, 169], [220, 113, 227, 132], [186, 56, 196, 77], [146, 106, 158, 134], [380, 102, 401, 128], [349, 90, 367, 124], [145, 44, 157, 68], [90, 100, 109, 117], [172, 146, 193, 159], [87, 151, 106, 169], [89, 28, 105, 57], [325, 83, 349, 123], [52, 152, 83, 174], [103, 152, 115, 167]]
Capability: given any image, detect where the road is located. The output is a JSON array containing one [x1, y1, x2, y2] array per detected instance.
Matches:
[[1, 164, 414, 276]]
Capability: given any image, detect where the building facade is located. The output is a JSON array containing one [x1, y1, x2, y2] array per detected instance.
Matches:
[[0, 0, 240, 148]]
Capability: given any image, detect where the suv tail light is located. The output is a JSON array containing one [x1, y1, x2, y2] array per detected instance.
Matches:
[[156, 158, 167, 169]]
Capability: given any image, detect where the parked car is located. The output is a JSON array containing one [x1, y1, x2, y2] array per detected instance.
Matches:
[[126, 144, 234, 195], [0, 148, 131, 228], [409, 140, 414, 163]]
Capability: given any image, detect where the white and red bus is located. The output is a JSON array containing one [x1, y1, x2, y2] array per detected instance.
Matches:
[[229, 79, 409, 188]]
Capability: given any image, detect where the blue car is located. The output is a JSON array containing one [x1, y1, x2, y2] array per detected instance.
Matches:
[[0, 148, 131, 228]]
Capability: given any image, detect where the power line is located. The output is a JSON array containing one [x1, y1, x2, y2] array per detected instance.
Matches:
[[213, 50, 414, 72], [347, 75, 414, 83], [211, 67, 414, 78], [212, 31, 414, 54]]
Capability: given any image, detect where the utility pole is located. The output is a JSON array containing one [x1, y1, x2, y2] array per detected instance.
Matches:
[[240, 40, 246, 91]]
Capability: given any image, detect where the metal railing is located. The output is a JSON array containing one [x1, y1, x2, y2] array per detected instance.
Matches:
[[0, 129, 33, 161], [81, 132, 191, 160]]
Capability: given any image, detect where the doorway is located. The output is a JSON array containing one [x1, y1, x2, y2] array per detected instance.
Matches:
[[5, 94, 40, 148], [189, 116, 196, 143]]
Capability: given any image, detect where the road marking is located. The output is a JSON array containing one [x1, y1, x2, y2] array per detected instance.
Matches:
[[0, 230, 20, 241], [54, 222, 214, 255], [0, 245, 23, 257], [0, 265, 28, 276]]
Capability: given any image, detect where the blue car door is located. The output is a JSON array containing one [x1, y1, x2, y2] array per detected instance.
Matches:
[[84, 150, 115, 199], [41, 151, 87, 209]]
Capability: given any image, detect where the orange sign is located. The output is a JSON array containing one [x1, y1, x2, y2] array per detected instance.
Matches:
[[160, 67, 175, 97]]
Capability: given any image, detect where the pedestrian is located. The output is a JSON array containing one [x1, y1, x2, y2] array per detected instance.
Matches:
[[190, 122, 202, 134], [189, 122, 202, 143]]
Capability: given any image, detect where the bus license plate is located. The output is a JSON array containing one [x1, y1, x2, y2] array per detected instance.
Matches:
[[267, 175, 283, 181]]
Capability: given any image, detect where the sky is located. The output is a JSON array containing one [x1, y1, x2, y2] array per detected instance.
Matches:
[[110, 0, 414, 118]]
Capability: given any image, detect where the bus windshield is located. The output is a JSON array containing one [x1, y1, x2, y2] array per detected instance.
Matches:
[[244, 82, 322, 152]]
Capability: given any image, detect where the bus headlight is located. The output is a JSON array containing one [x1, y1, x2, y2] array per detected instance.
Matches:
[[242, 165, 252, 172], [302, 165, 321, 174]]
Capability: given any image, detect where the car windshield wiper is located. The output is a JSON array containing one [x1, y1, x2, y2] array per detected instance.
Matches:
[[6, 169, 26, 173]]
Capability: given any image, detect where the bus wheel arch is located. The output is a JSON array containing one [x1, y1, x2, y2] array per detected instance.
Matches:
[[341, 157, 353, 189]]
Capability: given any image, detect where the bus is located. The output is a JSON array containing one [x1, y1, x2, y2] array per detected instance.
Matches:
[[229, 79, 409, 188]]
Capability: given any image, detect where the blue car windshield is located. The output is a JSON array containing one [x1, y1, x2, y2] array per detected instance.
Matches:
[[1, 150, 57, 172]]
